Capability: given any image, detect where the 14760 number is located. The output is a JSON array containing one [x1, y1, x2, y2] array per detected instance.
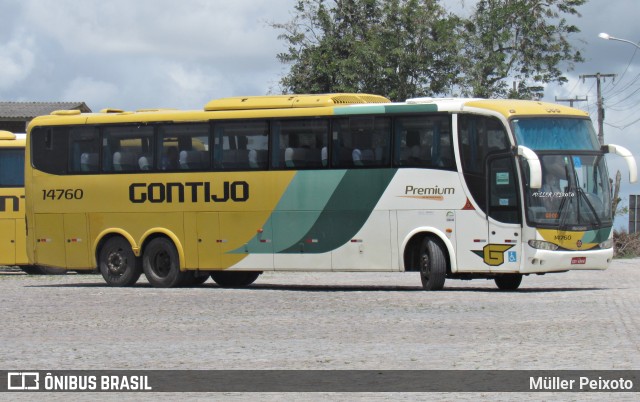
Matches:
[[42, 189, 84, 200]]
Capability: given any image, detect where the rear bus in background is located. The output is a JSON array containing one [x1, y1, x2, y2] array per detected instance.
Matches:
[[0, 131, 63, 274], [24, 94, 637, 289]]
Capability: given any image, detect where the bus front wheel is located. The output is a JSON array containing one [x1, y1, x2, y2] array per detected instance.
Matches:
[[99, 237, 142, 286], [210, 271, 261, 288], [142, 237, 185, 288], [495, 274, 522, 290], [419, 238, 446, 291]]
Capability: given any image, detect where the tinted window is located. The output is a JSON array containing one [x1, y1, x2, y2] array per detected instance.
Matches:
[[488, 155, 520, 224], [0, 148, 24, 186], [332, 116, 391, 168], [394, 115, 454, 169], [31, 127, 69, 175], [69, 127, 100, 173], [159, 124, 210, 171], [458, 115, 510, 212], [213, 120, 268, 170], [103, 125, 154, 172], [272, 119, 328, 169]]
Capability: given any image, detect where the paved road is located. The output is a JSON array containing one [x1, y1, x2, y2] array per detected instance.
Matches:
[[1, 259, 638, 400]]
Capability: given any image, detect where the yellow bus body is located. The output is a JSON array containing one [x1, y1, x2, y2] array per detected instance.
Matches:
[[0, 131, 28, 266]]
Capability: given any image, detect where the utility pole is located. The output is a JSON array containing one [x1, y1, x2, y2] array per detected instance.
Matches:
[[579, 73, 616, 145], [555, 95, 588, 108]]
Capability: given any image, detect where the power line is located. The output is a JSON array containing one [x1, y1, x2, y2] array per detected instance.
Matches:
[[579, 73, 617, 145], [555, 95, 588, 107]]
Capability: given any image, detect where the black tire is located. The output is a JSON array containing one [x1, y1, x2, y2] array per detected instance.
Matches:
[[210, 271, 261, 288], [20, 265, 44, 275], [419, 238, 447, 291], [20, 265, 67, 275], [495, 274, 523, 290], [73, 269, 99, 275], [181, 271, 209, 287], [99, 237, 142, 286], [40, 266, 67, 275], [142, 237, 185, 288]]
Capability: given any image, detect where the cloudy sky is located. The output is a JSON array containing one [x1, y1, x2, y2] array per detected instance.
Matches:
[[1, 0, 639, 223]]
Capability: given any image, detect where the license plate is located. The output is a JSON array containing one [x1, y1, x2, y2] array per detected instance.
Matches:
[[571, 257, 586, 265]]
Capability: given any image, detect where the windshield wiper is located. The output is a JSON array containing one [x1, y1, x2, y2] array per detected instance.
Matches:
[[557, 189, 574, 231], [575, 186, 601, 227], [557, 159, 574, 231]]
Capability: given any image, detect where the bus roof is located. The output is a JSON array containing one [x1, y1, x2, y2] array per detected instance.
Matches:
[[0, 131, 25, 147], [204, 93, 391, 111], [27, 94, 591, 129]]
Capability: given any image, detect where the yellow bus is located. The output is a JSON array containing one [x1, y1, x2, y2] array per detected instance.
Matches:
[[24, 94, 637, 289], [0, 131, 29, 270], [0, 131, 65, 274]]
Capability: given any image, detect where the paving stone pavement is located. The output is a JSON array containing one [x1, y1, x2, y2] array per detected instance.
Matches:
[[1, 259, 638, 401]]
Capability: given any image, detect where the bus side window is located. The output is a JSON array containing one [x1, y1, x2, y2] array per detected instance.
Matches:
[[103, 126, 154, 173], [213, 121, 268, 170], [271, 119, 328, 169], [333, 117, 390, 168], [69, 127, 100, 173], [158, 123, 209, 171], [393, 115, 453, 169], [0, 148, 25, 186]]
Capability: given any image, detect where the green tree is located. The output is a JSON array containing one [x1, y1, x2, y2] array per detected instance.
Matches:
[[272, 0, 586, 101], [458, 0, 585, 99], [271, 0, 460, 101]]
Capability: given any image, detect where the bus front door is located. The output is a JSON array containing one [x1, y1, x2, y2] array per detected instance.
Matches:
[[486, 155, 522, 272]]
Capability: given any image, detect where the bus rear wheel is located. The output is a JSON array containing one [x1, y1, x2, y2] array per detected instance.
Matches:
[[142, 237, 185, 288], [495, 274, 523, 290], [210, 271, 261, 288], [419, 238, 446, 291], [99, 237, 142, 286]]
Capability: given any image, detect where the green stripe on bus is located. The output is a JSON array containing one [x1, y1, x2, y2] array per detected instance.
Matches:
[[582, 227, 612, 244], [279, 169, 397, 253], [333, 103, 438, 115], [229, 170, 346, 254], [334, 105, 387, 115]]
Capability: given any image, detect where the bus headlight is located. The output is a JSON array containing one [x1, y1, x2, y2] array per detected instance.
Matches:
[[599, 239, 614, 249], [528, 240, 559, 251]]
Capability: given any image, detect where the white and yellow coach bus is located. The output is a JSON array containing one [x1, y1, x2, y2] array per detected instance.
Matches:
[[24, 94, 637, 289]]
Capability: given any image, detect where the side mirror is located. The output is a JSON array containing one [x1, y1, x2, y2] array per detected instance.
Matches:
[[602, 144, 638, 183], [516, 145, 542, 189]]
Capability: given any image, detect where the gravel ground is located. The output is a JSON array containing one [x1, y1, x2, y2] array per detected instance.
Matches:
[[1, 259, 638, 401]]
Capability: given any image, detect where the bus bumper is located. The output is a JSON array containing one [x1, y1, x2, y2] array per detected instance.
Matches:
[[521, 246, 614, 274]]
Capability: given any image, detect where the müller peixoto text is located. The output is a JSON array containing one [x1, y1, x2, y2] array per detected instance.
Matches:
[[530, 376, 634, 391]]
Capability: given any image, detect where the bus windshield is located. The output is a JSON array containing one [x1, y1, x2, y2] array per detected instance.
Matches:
[[513, 117, 611, 229], [524, 153, 612, 229], [512, 117, 600, 151]]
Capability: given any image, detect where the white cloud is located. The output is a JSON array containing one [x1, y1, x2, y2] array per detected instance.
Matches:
[[0, 33, 35, 91], [163, 62, 222, 109], [21, 0, 292, 62], [61, 77, 119, 108]]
